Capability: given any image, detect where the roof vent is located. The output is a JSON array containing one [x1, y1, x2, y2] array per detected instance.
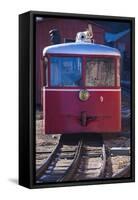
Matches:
[[75, 24, 94, 43], [75, 32, 91, 43]]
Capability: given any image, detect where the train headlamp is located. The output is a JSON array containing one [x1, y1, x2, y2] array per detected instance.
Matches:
[[79, 89, 90, 101]]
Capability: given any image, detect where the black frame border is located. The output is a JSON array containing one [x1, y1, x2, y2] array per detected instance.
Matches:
[[19, 10, 135, 189]]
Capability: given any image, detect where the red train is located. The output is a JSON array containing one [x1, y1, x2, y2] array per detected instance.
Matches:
[[42, 32, 121, 134]]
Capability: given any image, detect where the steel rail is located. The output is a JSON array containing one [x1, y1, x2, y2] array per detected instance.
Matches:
[[99, 144, 107, 178], [112, 164, 130, 178], [59, 139, 83, 182], [36, 135, 62, 179]]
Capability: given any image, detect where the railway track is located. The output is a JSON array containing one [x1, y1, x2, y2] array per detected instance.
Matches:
[[36, 134, 83, 183], [72, 134, 106, 181], [36, 134, 107, 183], [105, 148, 130, 178], [36, 133, 130, 183]]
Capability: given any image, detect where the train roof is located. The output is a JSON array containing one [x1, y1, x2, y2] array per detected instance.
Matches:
[[43, 42, 121, 57]]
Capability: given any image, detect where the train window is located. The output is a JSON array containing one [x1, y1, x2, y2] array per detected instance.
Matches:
[[50, 57, 82, 87], [86, 58, 115, 87], [43, 57, 48, 87], [116, 58, 120, 87]]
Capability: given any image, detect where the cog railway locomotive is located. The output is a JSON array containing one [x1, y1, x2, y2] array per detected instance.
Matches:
[[42, 29, 121, 134]]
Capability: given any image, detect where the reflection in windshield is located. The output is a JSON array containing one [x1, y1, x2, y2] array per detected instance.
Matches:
[[50, 57, 82, 87], [86, 58, 115, 86]]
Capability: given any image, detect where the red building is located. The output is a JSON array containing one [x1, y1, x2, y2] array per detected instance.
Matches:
[[36, 18, 106, 108]]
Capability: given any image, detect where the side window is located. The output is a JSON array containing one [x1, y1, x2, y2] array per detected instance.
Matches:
[[50, 57, 82, 87], [86, 58, 115, 87], [116, 58, 120, 87], [43, 57, 48, 87]]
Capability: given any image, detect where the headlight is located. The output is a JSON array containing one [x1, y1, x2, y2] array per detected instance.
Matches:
[[79, 89, 90, 101]]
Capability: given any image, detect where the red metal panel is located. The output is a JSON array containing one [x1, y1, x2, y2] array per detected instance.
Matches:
[[43, 89, 121, 134]]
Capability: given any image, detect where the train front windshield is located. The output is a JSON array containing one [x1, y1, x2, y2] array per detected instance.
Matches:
[[86, 58, 115, 87], [50, 57, 117, 87], [50, 57, 82, 87]]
